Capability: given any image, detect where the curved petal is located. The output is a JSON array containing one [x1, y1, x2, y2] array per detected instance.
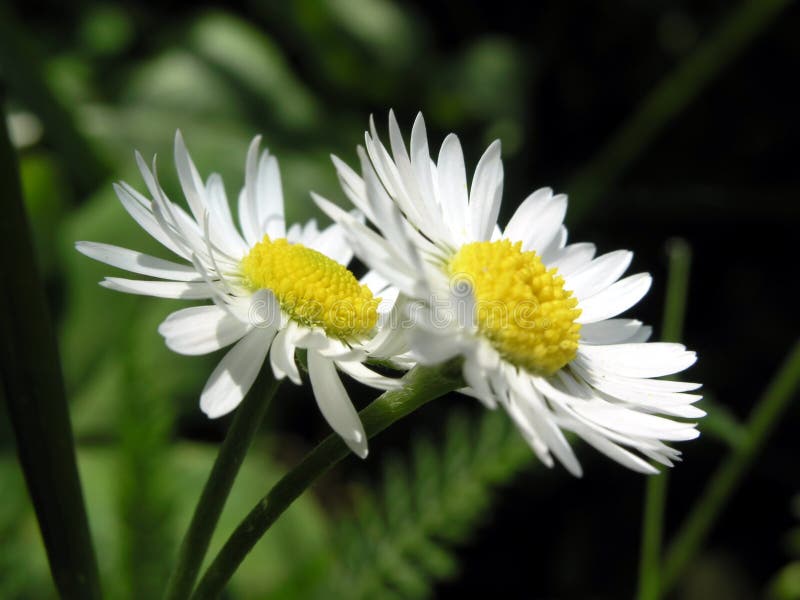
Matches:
[[576, 273, 652, 323], [469, 140, 503, 241], [308, 350, 368, 458], [269, 324, 301, 385], [76, 242, 200, 281], [503, 187, 552, 242], [437, 134, 469, 238], [335, 360, 402, 390], [159, 305, 251, 355], [200, 327, 275, 418], [567, 250, 633, 301], [579, 319, 648, 345], [100, 277, 216, 299]]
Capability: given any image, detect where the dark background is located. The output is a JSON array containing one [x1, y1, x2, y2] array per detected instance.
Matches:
[[1, 1, 798, 598]]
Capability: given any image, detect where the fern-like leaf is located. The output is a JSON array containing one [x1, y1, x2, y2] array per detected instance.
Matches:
[[319, 408, 536, 599]]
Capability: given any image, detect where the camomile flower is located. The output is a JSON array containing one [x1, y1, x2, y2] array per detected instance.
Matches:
[[313, 112, 702, 475], [77, 132, 404, 458]]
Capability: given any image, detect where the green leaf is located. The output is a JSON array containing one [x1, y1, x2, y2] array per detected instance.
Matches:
[[0, 98, 102, 600]]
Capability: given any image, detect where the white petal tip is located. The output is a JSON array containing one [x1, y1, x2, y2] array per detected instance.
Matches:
[[200, 399, 235, 420], [351, 442, 369, 459]]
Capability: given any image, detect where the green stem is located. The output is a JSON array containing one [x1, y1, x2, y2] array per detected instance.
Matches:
[[190, 364, 463, 600], [637, 239, 692, 600], [0, 95, 102, 598], [662, 339, 800, 592], [163, 370, 280, 600], [567, 0, 791, 224]]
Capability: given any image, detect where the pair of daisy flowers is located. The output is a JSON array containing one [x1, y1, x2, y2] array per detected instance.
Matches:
[[78, 112, 701, 475]]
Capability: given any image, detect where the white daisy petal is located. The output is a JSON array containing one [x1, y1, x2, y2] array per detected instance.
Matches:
[[469, 140, 503, 241], [200, 327, 275, 418], [269, 323, 302, 385], [158, 305, 251, 355], [462, 353, 494, 406], [567, 250, 633, 301], [561, 420, 659, 475], [257, 152, 286, 239], [174, 130, 210, 227], [331, 154, 375, 223], [520, 194, 567, 252], [100, 277, 216, 299], [503, 186, 566, 251], [437, 134, 469, 238], [308, 350, 368, 458], [503, 187, 552, 242], [548, 242, 597, 276], [113, 182, 188, 259], [307, 222, 353, 266], [507, 374, 582, 477], [407, 327, 463, 365], [76, 242, 201, 281], [576, 273, 652, 323], [205, 173, 248, 257], [239, 136, 263, 246], [580, 319, 648, 345], [578, 343, 697, 379], [538, 225, 568, 263], [334, 360, 402, 390]]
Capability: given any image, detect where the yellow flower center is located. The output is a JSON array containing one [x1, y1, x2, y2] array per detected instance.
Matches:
[[448, 240, 582, 376], [240, 236, 379, 339]]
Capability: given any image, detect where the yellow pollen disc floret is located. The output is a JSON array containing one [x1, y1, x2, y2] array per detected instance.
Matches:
[[240, 236, 379, 339], [448, 239, 582, 376]]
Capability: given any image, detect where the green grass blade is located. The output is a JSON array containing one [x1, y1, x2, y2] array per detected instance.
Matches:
[[662, 340, 800, 592], [637, 239, 692, 600], [0, 97, 102, 598]]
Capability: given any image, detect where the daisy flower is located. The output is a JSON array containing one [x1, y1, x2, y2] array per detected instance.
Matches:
[[77, 132, 403, 458], [313, 112, 703, 475]]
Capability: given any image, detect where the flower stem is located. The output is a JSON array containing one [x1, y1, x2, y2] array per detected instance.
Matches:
[[163, 370, 280, 600], [637, 239, 692, 600], [0, 94, 102, 598], [190, 364, 463, 600], [661, 339, 800, 593]]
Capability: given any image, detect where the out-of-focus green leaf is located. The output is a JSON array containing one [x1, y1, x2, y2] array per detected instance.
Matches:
[[190, 11, 321, 131], [78, 5, 135, 57], [18, 152, 69, 276], [769, 562, 800, 600], [325, 0, 417, 67], [0, 457, 57, 599]]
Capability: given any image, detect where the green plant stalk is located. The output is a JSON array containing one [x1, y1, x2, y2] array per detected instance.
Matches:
[[190, 363, 463, 600], [637, 239, 692, 600], [0, 97, 102, 598], [163, 369, 280, 600], [662, 339, 800, 592], [567, 0, 791, 223]]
